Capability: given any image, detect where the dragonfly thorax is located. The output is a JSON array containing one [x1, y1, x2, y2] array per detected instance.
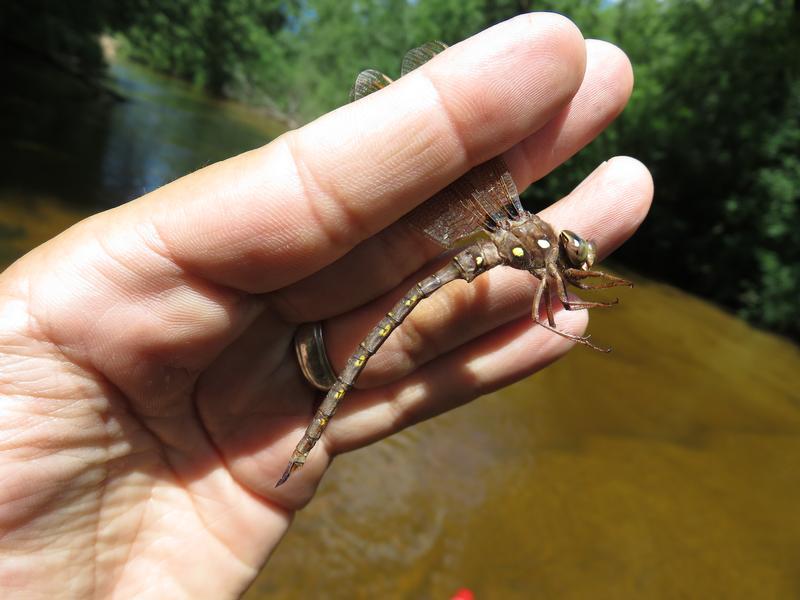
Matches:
[[489, 214, 559, 270]]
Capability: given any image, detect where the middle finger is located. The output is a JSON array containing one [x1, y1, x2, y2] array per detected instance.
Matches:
[[271, 38, 633, 322]]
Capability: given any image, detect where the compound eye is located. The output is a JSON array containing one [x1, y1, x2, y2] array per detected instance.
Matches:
[[559, 230, 589, 267]]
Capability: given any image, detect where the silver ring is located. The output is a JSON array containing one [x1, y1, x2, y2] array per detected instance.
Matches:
[[294, 322, 337, 391]]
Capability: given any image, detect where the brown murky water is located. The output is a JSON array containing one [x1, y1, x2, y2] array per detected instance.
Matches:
[[3, 58, 799, 600], [249, 278, 800, 599]]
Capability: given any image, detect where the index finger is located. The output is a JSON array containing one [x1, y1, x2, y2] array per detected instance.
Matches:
[[130, 13, 586, 293]]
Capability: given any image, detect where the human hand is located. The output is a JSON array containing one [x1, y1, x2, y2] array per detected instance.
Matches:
[[0, 14, 651, 598]]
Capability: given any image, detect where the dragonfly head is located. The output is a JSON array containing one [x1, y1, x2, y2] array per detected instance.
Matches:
[[559, 230, 596, 270]]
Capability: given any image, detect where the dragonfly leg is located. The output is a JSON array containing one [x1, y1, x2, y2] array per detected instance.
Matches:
[[529, 274, 610, 352], [544, 281, 557, 327], [563, 268, 632, 290], [552, 267, 618, 310], [535, 311, 611, 352], [536, 316, 610, 352], [530, 272, 550, 323]]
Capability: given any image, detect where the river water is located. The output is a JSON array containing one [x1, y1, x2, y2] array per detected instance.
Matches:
[[2, 58, 799, 599]]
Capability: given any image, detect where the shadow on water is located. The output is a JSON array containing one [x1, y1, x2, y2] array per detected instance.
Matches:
[[2, 51, 800, 600]]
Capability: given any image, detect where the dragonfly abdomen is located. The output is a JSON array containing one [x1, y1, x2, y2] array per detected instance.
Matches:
[[275, 242, 502, 486]]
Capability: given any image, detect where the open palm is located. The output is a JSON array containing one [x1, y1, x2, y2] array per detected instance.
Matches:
[[0, 14, 651, 599]]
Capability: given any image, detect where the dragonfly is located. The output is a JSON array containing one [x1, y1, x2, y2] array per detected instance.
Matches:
[[276, 41, 632, 487]]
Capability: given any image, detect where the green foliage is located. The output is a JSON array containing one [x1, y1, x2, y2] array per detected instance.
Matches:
[[278, 0, 527, 120], [736, 79, 800, 332], [521, 0, 800, 338], [115, 0, 293, 101], [280, 0, 416, 120], [98, 0, 555, 121], [0, 0, 110, 72], [615, 0, 799, 337]]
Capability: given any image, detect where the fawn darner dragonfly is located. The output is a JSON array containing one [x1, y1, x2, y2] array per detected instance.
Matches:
[[276, 41, 632, 487]]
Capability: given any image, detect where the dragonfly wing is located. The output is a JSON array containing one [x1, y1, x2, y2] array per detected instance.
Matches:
[[404, 156, 522, 248], [500, 170, 524, 217], [403, 175, 487, 248], [350, 43, 522, 249], [465, 157, 524, 221], [400, 40, 449, 76], [350, 69, 394, 102]]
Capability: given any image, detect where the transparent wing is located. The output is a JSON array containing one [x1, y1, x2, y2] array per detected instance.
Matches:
[[404, 156, 524, 248], [350, 69, 393, 102], [350, 42, 522, 249], [400, 40, 449, 76], [465, 157, 523, 222]]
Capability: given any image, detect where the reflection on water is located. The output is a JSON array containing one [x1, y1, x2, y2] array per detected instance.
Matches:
[[0, 194, 88, 267], [0, 55, 279, 228], [98, 62, 283, 206], [3, 56, 800, 600]]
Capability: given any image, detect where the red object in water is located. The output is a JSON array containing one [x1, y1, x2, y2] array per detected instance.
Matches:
[[450, 589, 474, 600]]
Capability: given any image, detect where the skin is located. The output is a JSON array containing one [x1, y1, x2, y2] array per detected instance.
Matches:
[[0, 14, 652, 599]]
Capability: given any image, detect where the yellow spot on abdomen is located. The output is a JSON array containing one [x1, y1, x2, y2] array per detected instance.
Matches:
[[318, 416, 328, 426], [334, 388, 345, 400], [404, 294, 419, 307], [379, 323, 392, 336], [354, 354, 366, 367]]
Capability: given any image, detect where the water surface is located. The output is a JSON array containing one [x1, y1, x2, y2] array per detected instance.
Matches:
[[251, 280, 800, 599]]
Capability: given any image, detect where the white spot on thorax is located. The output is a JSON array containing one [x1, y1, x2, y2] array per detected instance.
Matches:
[[537, 239, 551, 249]]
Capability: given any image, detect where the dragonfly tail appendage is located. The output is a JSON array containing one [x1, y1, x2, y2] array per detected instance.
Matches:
[[275, 436, 313, 487], [276, 460, 301, 487], [275, 382, 349, 487]]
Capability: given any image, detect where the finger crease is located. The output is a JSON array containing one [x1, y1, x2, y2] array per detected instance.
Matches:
[[389, 305, 441, 373], [283, 131, 373, 251], [416, 69, 475, 169]]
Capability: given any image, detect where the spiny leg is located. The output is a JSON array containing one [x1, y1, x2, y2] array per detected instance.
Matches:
[[529, 274, 609, 352], [544, 280, 557, 327], [530, 273, 557, 328], [569, 280, 615, 291], [564, 268, 632, 290], [534, 316, 610, 353], [552, 267, 619, 311], [530, 270, 546, 322]]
